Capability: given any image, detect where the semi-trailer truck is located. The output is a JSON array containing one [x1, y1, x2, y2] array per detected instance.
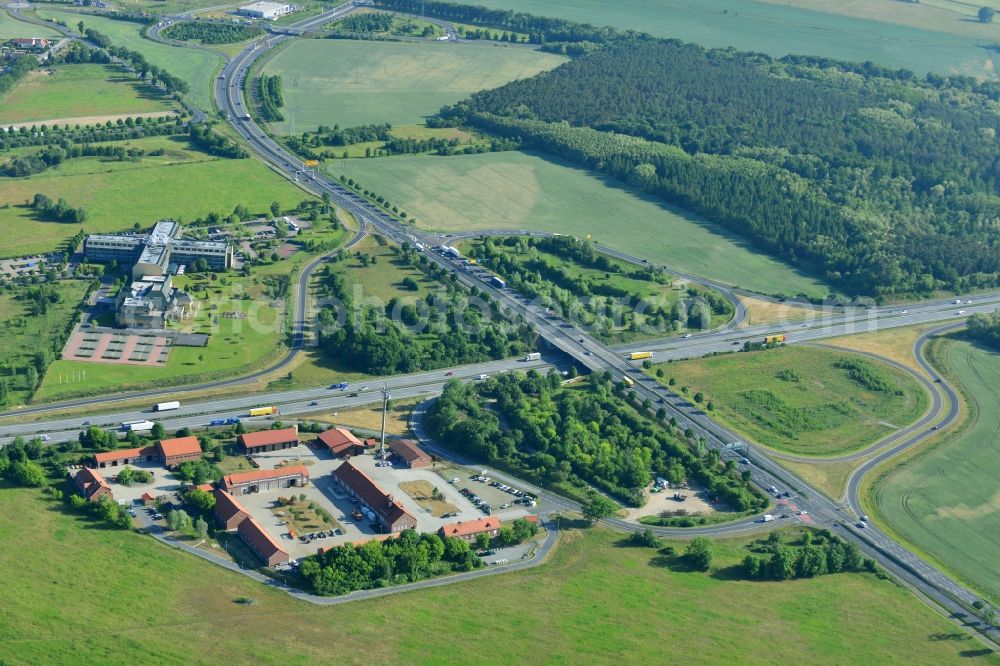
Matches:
[[628, 351, 653, 361], [249, 406, 278, 417], [121, 420, 155, 432], [764, 335, 787, 345], [524, 352, 541, 362], [155, 401, 180, 412], [490, 276, 506, 289], [210, 417, 241, 426]]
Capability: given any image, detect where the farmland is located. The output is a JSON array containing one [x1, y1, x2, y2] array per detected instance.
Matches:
[[262, 40, 566, 133], [649, 345, 928, 457], [871, 338, 1000, 603], [33, 9, 222, 111], [0, 64, 175, 126], [340, 151, 831, 297], [0, 134, 312, 259], [0, 483, 995, 664], [471, 0, 997, 79]]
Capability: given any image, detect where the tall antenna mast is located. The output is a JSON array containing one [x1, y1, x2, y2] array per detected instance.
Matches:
[[380, 382, 390, 457]]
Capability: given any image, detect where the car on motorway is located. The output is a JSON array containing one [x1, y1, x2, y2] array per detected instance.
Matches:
[[957, 310, 966, 315], [856, 521, 867, 529], [683, 333, 692, 338]]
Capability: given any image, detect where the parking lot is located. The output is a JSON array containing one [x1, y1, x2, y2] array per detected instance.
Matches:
[[234, 444, 537, 557]]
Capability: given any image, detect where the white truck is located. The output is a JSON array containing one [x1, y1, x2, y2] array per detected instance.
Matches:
[[762, 514, 775, 523], [155, 401, 180, 412], [524, 352, 541, 362], [121, 420, 155, 433]]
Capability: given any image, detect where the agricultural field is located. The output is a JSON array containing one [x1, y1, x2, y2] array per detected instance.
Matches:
[[0, 10, 60, 39], [33, 9, 222, 111], [0, 63, 175, 126], [0, 134, 312, 259], [262, 39, 566, 133], [871, 338, 1000, 603], [0, 280, 90, 406], [472, 0, 998, 78], [649, 345, 928, 457], [0, 483, 995, 664], [340, 151, 831, 297]]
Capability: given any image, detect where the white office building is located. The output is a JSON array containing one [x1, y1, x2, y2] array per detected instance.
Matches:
[[237, 2, 294, 19]]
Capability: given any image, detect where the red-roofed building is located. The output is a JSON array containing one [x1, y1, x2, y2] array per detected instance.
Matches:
[[221, 465, 309, 495], [238, 427, 299, 455], [10, 38, 50, 50], [331, 461, 417, 533], [212, 489, 250, 530], [156, 436, 202, 467], [388, 439, 432, 468], [237, 516, 288, 567], [140, 491, 159, 505], [438, 517, 501, 543], [315, 427, 366, 457], [74, 467, 113, 503], [93, 445, 158, 469]]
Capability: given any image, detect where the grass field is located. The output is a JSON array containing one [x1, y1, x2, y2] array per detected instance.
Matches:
[[0, 483, 994, 664], [0, 280, 89, 405], [34, 9, 222, 111], [340, 151, 831, 297], [871, 338, 1000, 603], [473, 0, 998, 79], [650, 345, 928, 457], [0, 135, 312, 259], [0, 9, 60, 39], [0, 63, 174, 126], [262, 40, 566, 133]]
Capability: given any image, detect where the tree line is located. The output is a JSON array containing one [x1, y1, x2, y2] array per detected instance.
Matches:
[[968, 312, 1000, 351], [0, 55, 38, 98], [162, 20, 264, 44], [335, 12, 395, 33], [427, 371, 768, 510], [3, 142, 163, 178], [82, 26, 190, 96], [438, 37, 1000, 298], [256, 74, 284, 122], [0, 115, 184, 152]]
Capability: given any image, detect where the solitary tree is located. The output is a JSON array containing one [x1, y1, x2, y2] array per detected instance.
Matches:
[[151, 422, 166, 439], [582, 495, 617, 524], [685, 537, 713, 571]]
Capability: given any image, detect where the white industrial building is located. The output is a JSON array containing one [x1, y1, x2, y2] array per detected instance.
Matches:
[[237, 2, 294, 19]]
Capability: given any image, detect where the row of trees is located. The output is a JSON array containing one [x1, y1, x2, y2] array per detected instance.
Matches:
[[0, 55, 38, 98], [162, 20, 264, 44], [30, 193, 88, 224], [440, 37, 1000, 297], [833, 358, 902, 395], [300, 529, 482, 595], [427, 371, 768, 510], [83, 27, 189, 96], [335, 12, 395, 33], [740, 530, 866, 580], [256, 74, 284, 122], [3, 142, 160, 178], [0, 115, 184, 152]]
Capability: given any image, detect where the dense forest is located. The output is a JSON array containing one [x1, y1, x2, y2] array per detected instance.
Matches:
[[426, 371, 768, 510], [257, 74, 284, 122], [439, 38, 1000, 297], [315, 242, 534, 374], [968, 312, 1000, 350], [162, 21, 263, 44]]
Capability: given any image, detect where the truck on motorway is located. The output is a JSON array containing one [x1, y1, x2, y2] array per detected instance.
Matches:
[[120, 420, 155, 433], [490, 276, 506, 289], [443, 246, 461, 259], [154, 401, 180, 412], [333, 382, 349, 390], [764, 334, 787, 345], [622, 375, 635, 387], [762, 514, 775, 523], [628, 351, 653, 361], [249, 406, 278, 417], [209, 417, 241, 426], [524, 352, 541, 362]]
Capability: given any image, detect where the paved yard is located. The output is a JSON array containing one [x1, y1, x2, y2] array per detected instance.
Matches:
[[102, 460, 182, 505]]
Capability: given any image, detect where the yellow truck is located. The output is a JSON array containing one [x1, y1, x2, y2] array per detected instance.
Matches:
[[628, 351, 653, 361], [249, 406, 279, 417]]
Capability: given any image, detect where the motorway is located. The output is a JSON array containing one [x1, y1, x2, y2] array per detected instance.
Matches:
[[4, 1, 1000, 641]]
